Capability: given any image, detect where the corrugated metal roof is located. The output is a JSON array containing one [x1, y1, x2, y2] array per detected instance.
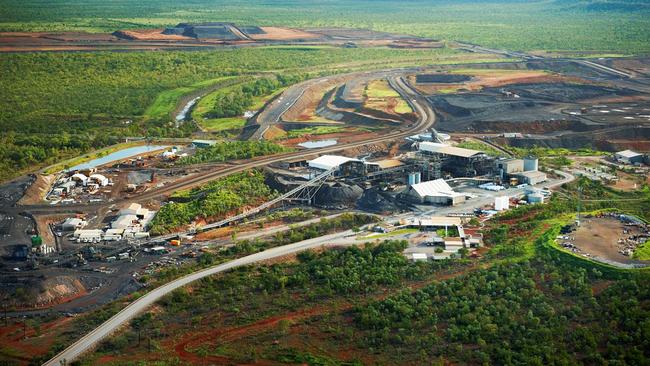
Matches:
[[410, 179, 463, 198], [616, 149, 642, 158], [373, 159, 404, 169], [308, 155, 359, 170], [418, 142, 482, 158]]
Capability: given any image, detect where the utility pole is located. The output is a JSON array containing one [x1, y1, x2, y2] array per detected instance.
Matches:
[[576, 185, 583, 227]]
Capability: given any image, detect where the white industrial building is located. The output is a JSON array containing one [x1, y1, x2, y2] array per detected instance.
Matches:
[[615, 150, 644, 165], [402, 179, 466, 205], [73, 229, 103, 243], [308, 155, 360, 171], [89, 174, 109, 186], [60, 217, 87, 231], [70, 173, 88, 186], [111, 203, 156, 238], [496, 158, 524, 174], [418, 142, 485, 159]]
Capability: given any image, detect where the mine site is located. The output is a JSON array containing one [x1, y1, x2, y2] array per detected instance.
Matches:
[[1, 1, 650, 363]]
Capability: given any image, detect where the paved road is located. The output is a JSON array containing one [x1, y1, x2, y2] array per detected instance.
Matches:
[[42, 229, 356, 366]]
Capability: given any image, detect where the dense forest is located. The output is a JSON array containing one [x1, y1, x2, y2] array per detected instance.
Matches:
[[179, 141, 291, 165], [72, 235, 649, 365], [150, 170, 274, 234], [206, 76, 302, 119]]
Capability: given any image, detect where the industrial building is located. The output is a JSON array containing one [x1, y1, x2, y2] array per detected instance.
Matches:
[[191, 140, 218, 148], [515, 170, 547, 185], [417, 141, 493, 176], [402, 179, 466, 205], [60, 217, 87, 231], [615, 149, 644, 165], [496, 156, 546, 185]]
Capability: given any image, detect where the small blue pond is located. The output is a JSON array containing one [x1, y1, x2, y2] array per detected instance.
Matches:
[[67, 145, 169, 171], [298, 139, 338, 149]]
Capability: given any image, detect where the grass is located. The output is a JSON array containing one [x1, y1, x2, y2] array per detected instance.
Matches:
[[633, 242, 650, 260], [198, 117, 247, 132], [193, 81, 286, 132], [364, 79, 412, 114], [456, 140, 507, 158], [2, 1, 650, 53], [286, 126, 348, 138], [144, 76, 238, 121]]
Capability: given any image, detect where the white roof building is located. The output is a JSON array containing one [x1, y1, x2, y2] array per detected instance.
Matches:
[[615, 150, 644, 164], [308, 155, 359, 171], [71, 173, 88, 185], [403, 179, 466, 205], [89, 174, 109, 186], [61, 217, 87, 231], [418, 142, 483, 158], [112, 214, 139, 229]]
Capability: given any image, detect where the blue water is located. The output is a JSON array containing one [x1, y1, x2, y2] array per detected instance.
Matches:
[[67, 145, 169, 171], [298, 139, 338, 149]]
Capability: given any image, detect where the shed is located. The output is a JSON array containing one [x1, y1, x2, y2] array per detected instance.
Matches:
[[61, 217, 87, 231], [308, 155, 359, 171], [615, 150, 644, 164], [402, 179, 465, 205], [89, 174, 109, 186]]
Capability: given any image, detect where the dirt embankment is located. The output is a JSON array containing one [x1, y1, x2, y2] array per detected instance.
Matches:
[[2, 274, 89, 310], [283, 75, 356, 122], [18, 174, 54, 205]]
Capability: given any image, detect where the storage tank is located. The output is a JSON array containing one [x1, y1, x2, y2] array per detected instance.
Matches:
[[494, 196, 509, 211], [528, 193, 544, 204], [408, 172, 417, 186], [524, 157, 539, 172], [415, 172, 422, 184]]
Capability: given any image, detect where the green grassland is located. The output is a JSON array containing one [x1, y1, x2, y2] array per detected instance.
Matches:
[[144, 76, 240, 121], [364, 79, 412, 114], [1, 1, 649, 53]]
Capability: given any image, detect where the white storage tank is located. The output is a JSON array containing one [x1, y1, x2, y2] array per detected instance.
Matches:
[[524, 157, 539, 171]]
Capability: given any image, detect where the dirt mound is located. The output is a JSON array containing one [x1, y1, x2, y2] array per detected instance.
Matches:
[[17, 174, 53, 205], [466, 119, 596, 134], [430, 93, 559, 131], [1, 274, 90, 308], [497, 83, 635, 103], [416, 74, 471, 83], [356, 188, 401, 213], [314, 182, 363, 208]]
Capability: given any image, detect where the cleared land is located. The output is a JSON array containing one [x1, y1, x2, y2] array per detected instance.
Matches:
[[573, 217, 648, 265]]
